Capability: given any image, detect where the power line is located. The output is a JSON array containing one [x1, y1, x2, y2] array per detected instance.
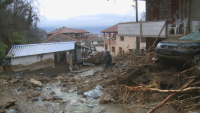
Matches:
[[120, 7, 134, 22]]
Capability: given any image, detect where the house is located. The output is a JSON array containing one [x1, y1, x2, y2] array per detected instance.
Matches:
[[4, 41, 83, 72], [44, 32, 89, 61], [90, 37, 104, 46], [89, 37, 104, 52], [101, 24, 146, 56], [44, 32, 81, 43], [118, 0, 200, 49], [47, 27, 90, 46]]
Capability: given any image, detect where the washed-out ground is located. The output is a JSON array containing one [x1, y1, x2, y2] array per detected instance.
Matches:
[[1, 53, 200, 113], [0, 66, 133, 113]]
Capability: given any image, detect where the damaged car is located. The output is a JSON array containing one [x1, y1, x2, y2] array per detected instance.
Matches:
[[155, 32, 200, 65]]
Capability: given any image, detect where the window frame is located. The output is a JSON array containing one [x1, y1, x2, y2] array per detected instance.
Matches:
[[120, 36, 124, 41]]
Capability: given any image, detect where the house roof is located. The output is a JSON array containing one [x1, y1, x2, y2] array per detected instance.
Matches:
[[90, 37, 104, 42], [101, 24, 118, 33], [43, 32, 81, 43], [6, 41, 76, 58], [47, 27, 90, 34]]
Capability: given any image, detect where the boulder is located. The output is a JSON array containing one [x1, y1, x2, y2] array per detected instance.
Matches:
[[46, 97, 53, 101], [60, 88, 68, 92], [119, 61, 123, 65], [55, 76, 65, 80], [99, 94, 111, 104], [10, 78, 18, 84], [53, 96, 62, 100], [30, 79, 42, 87], [6, 109, 17, 113]]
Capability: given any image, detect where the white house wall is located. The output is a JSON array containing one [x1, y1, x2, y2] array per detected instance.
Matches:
[[11, 53, 55, 72]]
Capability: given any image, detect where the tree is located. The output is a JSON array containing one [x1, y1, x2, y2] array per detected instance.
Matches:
[[0, 0, 45, 65]]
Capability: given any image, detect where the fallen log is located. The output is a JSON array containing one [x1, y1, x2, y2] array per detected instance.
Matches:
[[147, 78, 195, 113]]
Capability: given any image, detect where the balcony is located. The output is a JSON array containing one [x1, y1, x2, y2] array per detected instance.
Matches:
[[118, 20, 186, 39]]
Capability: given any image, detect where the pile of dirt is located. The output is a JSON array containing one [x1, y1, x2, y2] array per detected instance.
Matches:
[[84, 52, 104, 64]]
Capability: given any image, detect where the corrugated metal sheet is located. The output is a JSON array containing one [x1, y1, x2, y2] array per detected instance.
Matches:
[[7, 41, 76, 58], [180, 32, 200, 41]]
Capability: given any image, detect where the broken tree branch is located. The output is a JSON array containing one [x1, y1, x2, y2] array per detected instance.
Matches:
[[148, 87, 200, 93], [147, 78, 195, 113]]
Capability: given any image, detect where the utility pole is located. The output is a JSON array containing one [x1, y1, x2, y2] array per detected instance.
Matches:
[[135, 0, 140, 50]]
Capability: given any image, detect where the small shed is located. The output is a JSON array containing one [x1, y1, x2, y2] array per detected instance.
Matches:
[[5, 41, 77, 72]]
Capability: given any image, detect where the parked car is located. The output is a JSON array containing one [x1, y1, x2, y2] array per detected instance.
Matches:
[[155, 32, 200, 64]]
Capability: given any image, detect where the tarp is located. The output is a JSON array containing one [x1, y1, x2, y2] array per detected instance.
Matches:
[[180, 32, 200, 41]]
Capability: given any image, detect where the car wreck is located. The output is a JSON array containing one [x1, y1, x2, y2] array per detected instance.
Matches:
[[155, 32, 200, 65]]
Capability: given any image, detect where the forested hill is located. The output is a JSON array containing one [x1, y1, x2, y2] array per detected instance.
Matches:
[[0, 0, 46, 65]]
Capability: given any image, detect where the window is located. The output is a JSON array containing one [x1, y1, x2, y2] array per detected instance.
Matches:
[[120, 36, 124, 41], [105, 44, 108, 49], [112, 33, 116, 40], [112, 46, 115, 53], [129, 49, 133, 53], [141, 37, 146, 43]]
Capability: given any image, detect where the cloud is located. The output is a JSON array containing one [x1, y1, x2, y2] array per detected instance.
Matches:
[[38, 12, 143, 28]]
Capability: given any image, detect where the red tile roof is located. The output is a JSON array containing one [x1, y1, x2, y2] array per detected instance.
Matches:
[[101, 24, 118, 33], [47, 27, 90, 34], [43, 32, 81, 43]]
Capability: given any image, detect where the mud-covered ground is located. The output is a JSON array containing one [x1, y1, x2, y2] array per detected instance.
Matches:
[[1, 53, 200, 113]]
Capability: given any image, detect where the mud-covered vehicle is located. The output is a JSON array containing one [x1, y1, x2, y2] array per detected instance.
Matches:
[[155, 32, 200, 65]]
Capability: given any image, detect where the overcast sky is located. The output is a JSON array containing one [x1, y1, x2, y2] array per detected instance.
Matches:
[[38, 0, 146, 28]]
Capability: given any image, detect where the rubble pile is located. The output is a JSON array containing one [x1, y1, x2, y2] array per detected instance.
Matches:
[[84, 52, 104, 64]]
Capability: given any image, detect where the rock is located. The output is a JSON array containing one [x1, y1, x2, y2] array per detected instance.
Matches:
[[71, 78, 76, 82], [56, 76, 65, 80], [61, 83, 66, 87], [0, 75, 8, 80], [92, 106, 106, 113], [5, 109, 17, 113], [76, 98, 86, 103], [87, 104, 96, 108], [46, 97, 53, 101], [99, 94, 111, 104], [30, 79, 42, 87], [119, 61, 123, 65], [62, 99, 71, 103], [60, 88, 68, 92], [46, 87, 51, 90], [50, 91, 56, 95], [36, 87, 41, 91], [8, 99, 17, 104], [41, 96, 46, 101], [68, 82, 74, 85], [53, 96, 62, 100], [51, 74, 59, 77], [0, 109, 5, 113], [77, 90, 83, 95], [121, 66, 126, 70], [17, 86, 23, 92], [32, 98, 39, 101], [0, 79, 7, 85]]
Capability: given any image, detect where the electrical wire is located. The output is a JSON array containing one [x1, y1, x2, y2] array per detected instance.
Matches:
[[120, 7, 134, 22]]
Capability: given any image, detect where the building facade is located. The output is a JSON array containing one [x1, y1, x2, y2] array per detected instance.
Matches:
[[101, 24, 146, 56]]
